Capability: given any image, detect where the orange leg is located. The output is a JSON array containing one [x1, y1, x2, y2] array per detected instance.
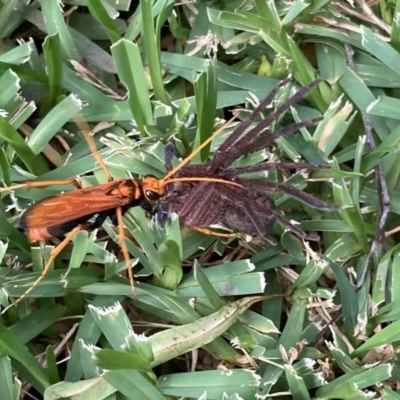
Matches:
[[193, 227, 240, 238], [0, 179, 81, 193], [74, 119, 113, 182], [9, 225, 83, 309], [115, 206, 134, 295]]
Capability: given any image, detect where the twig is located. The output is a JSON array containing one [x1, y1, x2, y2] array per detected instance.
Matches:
[[342, 41, 390, 291], [310, 38, 390, 347]]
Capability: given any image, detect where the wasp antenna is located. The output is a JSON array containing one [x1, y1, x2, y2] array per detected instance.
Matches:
[[166, 177, 242, 191], [161, 114, 237, 183]]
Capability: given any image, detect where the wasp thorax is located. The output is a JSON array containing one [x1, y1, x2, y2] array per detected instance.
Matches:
[[142, 175, 165, 201]]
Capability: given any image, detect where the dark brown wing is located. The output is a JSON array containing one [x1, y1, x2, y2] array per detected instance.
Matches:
[[20, 181, 135, 230]]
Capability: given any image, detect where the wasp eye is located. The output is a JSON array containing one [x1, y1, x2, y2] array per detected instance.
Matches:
[[145, 190, 160, 201]]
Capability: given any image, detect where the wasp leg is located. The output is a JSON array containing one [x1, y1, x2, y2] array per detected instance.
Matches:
[[75, 119, 114, 182], [9, 225, 83, 309], [0, 179, 81, 193], [115, 206, 134, 295]]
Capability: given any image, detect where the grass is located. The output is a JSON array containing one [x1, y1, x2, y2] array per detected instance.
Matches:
[[0, 0, 399, 399]]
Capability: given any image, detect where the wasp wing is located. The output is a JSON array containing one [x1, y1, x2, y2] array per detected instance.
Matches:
[[19, 182, 134, 230]]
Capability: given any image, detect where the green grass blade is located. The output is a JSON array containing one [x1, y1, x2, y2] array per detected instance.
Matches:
[[27, 94, 83, 154], [193, 57, 218, 161], [110, 39, 153, 135], [87, 0, 121, 43], [141, 0, 168, 104], [43, 33, 63, 108], [0, 321, 50, 393], [40, 0, 79, 60], [0, 117, 48, 175]]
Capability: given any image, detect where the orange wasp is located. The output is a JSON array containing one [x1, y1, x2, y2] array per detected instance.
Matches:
[[0, 118, 240, 307]]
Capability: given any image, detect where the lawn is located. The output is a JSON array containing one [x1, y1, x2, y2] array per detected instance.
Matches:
[[0, 0, 399, 399]]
